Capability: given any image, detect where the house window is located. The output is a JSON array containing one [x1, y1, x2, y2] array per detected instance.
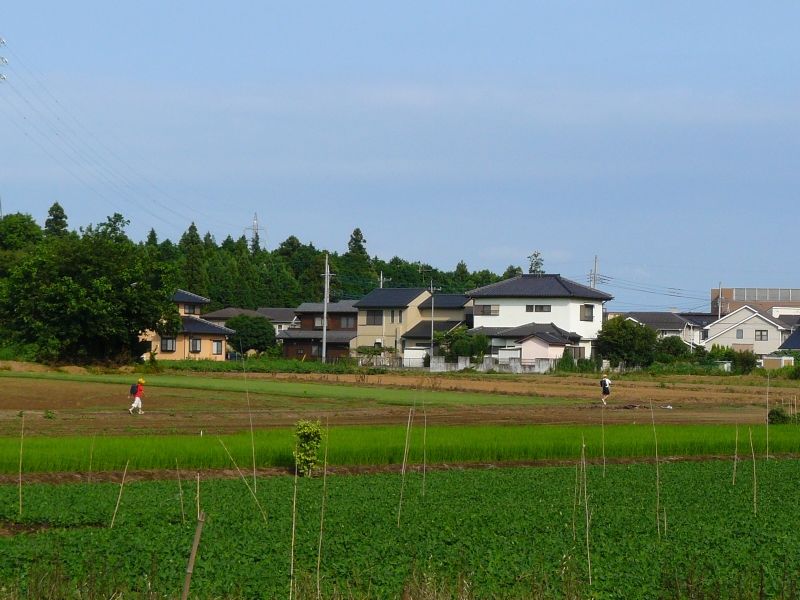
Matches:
[[185, 304, 196, 315], [755, 330, 768, 341], [390, 309, 395, 324], [212, 340, 223, 355], [526, 305, 533, 312], [366, 310, 383, 326], [580, 304, 594, 321], [701, 330, 709, 340], [535, 305, 551, 313], [190, 338, 202, 353], [475, 304, 499, 316], [341, 315, 356, 328], [314, 316, 325, 329], [736, 329, 744, 339], [161, 337, 176, 352], [398, 309, 403, 323], [311, 344, 320, 357]]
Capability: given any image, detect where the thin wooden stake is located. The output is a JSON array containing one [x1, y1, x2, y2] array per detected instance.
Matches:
[[316, 420, 330, 600], [663, 507, 667, 538], [218, 438, 268, 524], [732, 425, 739, 486], [650, 400, 661, 539], [289, 457, 299, 600], [110, 460, 130, 529], [422, 398, 428, 498], [572, 462, 579, 541], [766, 372, 770, 460], [749, 427, 757, 515], [176, 459, 186, 525], [581, 436, 592, 586], [196, 473, 200, 521], [240, 340, 258, 493], [18, 415, 24, 517], [181, 510, 206, 600], [601, 403, 606, 478], [397, 406, 414, 527], [88, 434, 96, 484]]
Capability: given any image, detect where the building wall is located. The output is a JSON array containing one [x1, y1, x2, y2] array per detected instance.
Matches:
[[298, 313, 357, 332], [706, 315, 784, 356], [519, 337, 564, 361], [472, 297, 604, 340], [712, 288, 800, 315], [152, 333, 227, 361], [282, 340, 352, 361], [355, 293, 429, 350]]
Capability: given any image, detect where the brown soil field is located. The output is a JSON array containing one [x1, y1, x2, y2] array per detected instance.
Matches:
[[2, 362, 798, 436]]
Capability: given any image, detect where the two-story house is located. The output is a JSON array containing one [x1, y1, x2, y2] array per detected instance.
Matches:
[[401, 293, 472, 349], [703, 305, 793, 356], [352, 288, 431, 352], [466, 274, 613, 360], [277, 300, 358, 360], [148, 290, 235, 361]]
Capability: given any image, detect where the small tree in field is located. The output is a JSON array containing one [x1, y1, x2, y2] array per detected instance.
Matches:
[[293, 420, 323, 477], [226, 315, 276, 353]]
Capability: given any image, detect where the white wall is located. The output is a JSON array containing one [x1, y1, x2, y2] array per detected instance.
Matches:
[[472, 297, 604, 339], [706, 314, 784, 356]]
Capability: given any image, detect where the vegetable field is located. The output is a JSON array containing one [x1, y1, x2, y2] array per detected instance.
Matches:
[[2, 460, 800, 598]]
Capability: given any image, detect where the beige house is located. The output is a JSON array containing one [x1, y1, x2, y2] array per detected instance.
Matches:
[[353, 288, 431, 352], [703, 305, 792, 356], [147, 290, 234, 361]]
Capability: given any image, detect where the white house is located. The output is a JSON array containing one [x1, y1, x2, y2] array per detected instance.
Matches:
[[703, 305, 793, 356], [466, 274, 613, 359]]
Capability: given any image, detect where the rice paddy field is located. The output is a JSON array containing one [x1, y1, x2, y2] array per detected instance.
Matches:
[[1, 366, 800, 598]]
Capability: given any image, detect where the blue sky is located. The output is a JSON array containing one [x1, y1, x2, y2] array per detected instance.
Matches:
[[1, 2, 798, 311]]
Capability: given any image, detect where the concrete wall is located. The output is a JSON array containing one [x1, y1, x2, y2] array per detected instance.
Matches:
[[472, 297, 603, 341]]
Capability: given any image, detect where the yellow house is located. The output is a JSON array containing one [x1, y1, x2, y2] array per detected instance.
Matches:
[[148, 290, 234, 361], [352, 288, 431, 352]]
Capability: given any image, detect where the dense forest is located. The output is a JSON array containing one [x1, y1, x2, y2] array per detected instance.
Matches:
[[0, 203, 517, 362]]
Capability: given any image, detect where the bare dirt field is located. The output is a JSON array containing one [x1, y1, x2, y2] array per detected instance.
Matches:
[[1, 362, 796, 436]]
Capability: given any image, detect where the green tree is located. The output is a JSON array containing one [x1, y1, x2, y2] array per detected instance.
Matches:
[[227, 314, 276, 353], [0, 214, 178, 363], [596, 316, 658, 367], [0, 213, 43, 277], [654, 335, 691, 362], [44, 202, 68, 237], [527, 251, 544, 275], [178, 223, 209, 297], [339, 228, 377, 297], [502, 265, 523, 279]]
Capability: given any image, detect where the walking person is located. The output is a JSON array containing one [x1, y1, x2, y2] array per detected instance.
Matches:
[[600, 374, 611, 405], [129, 378, 145, 414]]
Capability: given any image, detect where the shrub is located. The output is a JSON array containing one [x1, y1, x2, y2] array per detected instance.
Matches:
[[555, 353, 576, 372], [768, 407, 793, 425], [293, 419, 323, 477]]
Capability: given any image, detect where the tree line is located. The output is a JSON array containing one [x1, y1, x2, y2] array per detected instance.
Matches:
[[0, 203, 518, 363]]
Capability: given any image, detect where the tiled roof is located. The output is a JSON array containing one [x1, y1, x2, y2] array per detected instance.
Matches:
[[276, 330, 356, 343], [256, 307, 297, 322], [172, 289, 211, 304], [402, 320, 464, 339], [626, 312, 688, 331], [679, 313, 717, 327], [181, 316, 234, 335], [779, 329, 800, 350], [353, 288, 428, 308], [295, 300, 358, 314], [468, 322, 580, 345], [467, 274, 612, 301], [418, 294, 469, 310], [203, 307, 263, 320]]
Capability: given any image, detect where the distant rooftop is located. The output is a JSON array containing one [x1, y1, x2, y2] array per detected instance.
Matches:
[[467, 274, 612, 301]]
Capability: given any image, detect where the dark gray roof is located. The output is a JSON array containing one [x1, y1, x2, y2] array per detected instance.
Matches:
[[173, 289, 211, 304], [353, 288, 428, 308], [626, 312, 688, 331], [678, 312, 717, 327], [468, 322, 580, 345], [419, 294, 469, 310], [257, 307, 297, 322], [276, 329, 356, 343], [779, 329, 800, 350], [467, 274, 612, 301], [181, 316, 234, 335], [203, 307, 263, 320], [402, 320, 464, 339], [295, 300, 358, 314], [776, 314, 800, 329]]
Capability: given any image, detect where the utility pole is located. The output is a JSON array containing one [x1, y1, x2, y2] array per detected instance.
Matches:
[[322, 253, 331, 363], [591, 255, 598, 288], [429, 279, 442, 365], [718, 282, 722, 320], [379, 271, 392, 289]]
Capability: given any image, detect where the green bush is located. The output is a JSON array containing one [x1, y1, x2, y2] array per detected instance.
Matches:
[[768, 407, 794, 425], [293, 419, 323, 477]]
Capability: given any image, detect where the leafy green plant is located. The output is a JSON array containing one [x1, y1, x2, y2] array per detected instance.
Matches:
[[293, 419, 323, 477], [42, 410, 56, 420], [768, 407, 794, 424]]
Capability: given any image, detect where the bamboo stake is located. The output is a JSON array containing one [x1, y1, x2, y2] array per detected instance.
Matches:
[[422, 398, 428, 498], [766, 372, 770, 460], [196, 473, 200, 521], [650, 400, 661, 539], [581, 436, 591, 586], [181, 510, 206, 600], [572, 462, 579, 541], [218, 438, 268, 524], [397, 406, 414, 527], [289, 457, 299, 600], [88, 434, 96, 484], [240, 340, 258, 493], [176, 459, 186, 525], [18, 414, 24, 517], [749, 428, 757, 515], [110, 460, 130, 529], [732, 425, 739, 486], [601, 403, 606, 478], [316, 420, 330, 600]]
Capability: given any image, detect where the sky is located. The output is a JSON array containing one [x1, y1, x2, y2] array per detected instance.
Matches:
[[1, 2, 798, 312]]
